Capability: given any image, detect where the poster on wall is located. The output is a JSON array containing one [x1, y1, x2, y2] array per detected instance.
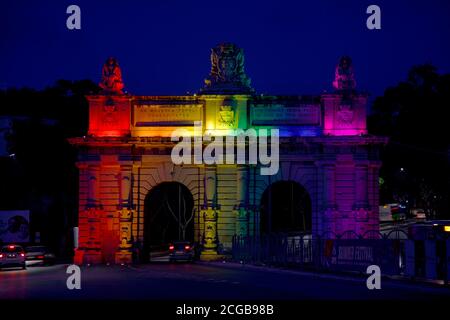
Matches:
[[0, 210, 30, 243]]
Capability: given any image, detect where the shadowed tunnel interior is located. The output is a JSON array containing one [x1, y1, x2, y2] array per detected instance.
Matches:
[[260, 181, 312, 234], [143, 182, 194, 261]]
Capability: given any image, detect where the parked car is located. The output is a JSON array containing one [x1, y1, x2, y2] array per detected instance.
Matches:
[[25, 246, 56, 266], [168, 241, 196, 262], [0, 244, 26, 270]]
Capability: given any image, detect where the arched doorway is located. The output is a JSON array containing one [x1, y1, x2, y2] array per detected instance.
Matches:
[[260, 181, 312, 234], [143, 182, 194, 261]]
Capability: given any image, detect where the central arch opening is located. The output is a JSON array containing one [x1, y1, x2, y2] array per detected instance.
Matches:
[[260, 180, 312, 234], [143, 182, 194, 261]]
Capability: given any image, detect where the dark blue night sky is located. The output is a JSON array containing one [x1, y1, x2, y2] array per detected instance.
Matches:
[[2, 0, 450, 98]]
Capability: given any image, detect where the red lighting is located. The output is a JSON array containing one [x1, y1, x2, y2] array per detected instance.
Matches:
[[8, 245, 15, 249], [20, 253, 25, 257], [37, 255, 44, 259], [87, 96, 131, 137], [169, 245, 174, 251], [0, 254, 3, 258], [184, 245, 190, 251]]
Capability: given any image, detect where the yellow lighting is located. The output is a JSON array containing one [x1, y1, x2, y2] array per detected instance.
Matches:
[[444, 226, 450, 232], [206, 121, 215, 130]]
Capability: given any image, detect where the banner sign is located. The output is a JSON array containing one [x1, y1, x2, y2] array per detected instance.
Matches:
[[321, 239, 401, 273]]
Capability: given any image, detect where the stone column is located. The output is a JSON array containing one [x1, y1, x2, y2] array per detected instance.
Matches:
[[115, 208, 133, 264], [75, 164, 103, 265], [87, 165, 100, 208], [234, 166, 249, 237], [83, 207, 102, 264], [325, 164, 336, 208], [205, 167, 216, 207], [355, 164, 369, 209], [323, 163, 338, 235], [354, 164, 370, 230], [200, 166, 221, 260], [115, 165, 134, 264], [368, 162, 382, 230], [120, 168, 132, 208]]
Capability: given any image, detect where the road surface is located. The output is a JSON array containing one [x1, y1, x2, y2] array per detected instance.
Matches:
[[1, 262, 449, 300]]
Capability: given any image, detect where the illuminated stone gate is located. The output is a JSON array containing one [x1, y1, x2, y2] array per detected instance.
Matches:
[[70, 45, 387, 264]]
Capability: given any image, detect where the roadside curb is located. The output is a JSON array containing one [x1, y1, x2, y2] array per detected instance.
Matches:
[[196, 261, 450, 290]]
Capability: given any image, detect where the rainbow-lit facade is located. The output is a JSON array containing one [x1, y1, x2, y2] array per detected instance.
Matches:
[[70, 44, 387, 264]]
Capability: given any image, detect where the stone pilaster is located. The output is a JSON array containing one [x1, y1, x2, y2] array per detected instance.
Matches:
[[74, 164, 103, 264], [87, 164, 100, 208], [119, 166, 133, 208], [354, 163, 369, 209], [234, 166, 250, 237], [323, 163, 338, 235], [200, 166, 222, 260], [201, 208, 219, 257], [353, 163, 370, 235], [115, 208, 133, 264], [115, 165, 133, 264], [75, 207, 103, 265], [235, 207, 250, 237]]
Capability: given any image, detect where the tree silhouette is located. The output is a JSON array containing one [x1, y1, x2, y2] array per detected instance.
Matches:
[[0, 79, 99, 254], [369, 64, 449, 218]]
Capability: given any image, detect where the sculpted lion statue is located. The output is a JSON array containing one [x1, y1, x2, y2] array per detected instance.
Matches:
[[99, 57, 125, 94], [332, 56, 356, 91]]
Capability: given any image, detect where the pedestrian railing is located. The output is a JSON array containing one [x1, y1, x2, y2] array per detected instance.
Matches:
[[232, 230, 450, 284]]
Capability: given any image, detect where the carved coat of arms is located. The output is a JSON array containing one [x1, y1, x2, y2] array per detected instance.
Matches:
[[218, 105, 235, 128], [337, 104, 354, 125], [202, 43, 254, 94]]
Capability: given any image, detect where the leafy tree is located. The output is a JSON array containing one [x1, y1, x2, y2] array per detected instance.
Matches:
[[368, 65, 449, 218], [0, 80, 99, 255]]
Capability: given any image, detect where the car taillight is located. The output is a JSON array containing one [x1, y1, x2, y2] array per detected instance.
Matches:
[[37, 255, 44, 259], [169, 245, 174, 251], [184, 245, 190, 251], [20, 253, 25, 257], [0, 254, 3, 258], [8, 245, 15, 249]]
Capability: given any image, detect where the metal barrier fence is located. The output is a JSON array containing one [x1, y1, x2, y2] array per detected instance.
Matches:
[[232, 231, 450, 283]]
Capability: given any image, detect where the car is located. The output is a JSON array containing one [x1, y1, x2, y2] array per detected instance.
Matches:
[[168, 241, 195, 262], [414, 210, 427, 220], [0, 244, 26, 270], [25, 246, 56, 266]]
